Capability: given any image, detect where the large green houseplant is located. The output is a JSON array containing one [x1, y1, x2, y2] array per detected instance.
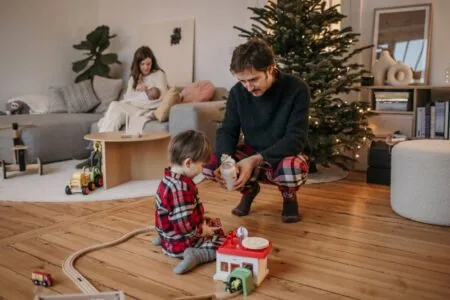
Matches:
[[72, 25, 121, 83]]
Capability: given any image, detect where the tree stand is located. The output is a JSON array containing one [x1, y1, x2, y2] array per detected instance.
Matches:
[[1, 122, 43, 179]]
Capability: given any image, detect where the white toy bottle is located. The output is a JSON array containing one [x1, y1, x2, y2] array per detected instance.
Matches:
[[220, 154, 236, 191]]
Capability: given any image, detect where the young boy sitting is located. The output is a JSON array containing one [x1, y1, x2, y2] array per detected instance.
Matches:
[[153, 130, 225, 274]]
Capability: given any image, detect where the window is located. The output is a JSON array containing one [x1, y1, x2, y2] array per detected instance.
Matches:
[[230, 263, 239, 272], [393, 39, 425, 72], [221, 262, 228, 272], [242, 262, 254, 275]]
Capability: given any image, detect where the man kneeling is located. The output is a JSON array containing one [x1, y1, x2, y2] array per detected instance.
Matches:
[[203, 39, 310, 223]]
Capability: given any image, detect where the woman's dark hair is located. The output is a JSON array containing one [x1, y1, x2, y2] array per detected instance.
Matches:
[[230, 38, 275, 73], [168, 130, 212, 165], [130, 46, 162, 89]]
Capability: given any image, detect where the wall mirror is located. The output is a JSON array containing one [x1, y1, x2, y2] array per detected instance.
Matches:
[[372, 4, 432, 84]]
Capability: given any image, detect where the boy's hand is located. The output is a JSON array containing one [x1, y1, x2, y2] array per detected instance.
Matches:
[[213, 168, 227, 189], [202, 219, 221, 237], [205, 217, 222, 228]]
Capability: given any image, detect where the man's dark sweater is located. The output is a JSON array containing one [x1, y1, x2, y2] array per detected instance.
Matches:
[[216, 72, 310, 167]]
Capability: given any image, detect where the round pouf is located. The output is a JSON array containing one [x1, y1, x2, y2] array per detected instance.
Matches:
[[391, 140, 450, 226]]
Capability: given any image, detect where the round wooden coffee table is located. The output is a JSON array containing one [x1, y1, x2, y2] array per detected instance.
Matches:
[[84, 131, 170, 189]]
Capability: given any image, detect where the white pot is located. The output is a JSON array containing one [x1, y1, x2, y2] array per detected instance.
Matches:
[[372, 50, 396, 85], [387, 61, 413, 86]]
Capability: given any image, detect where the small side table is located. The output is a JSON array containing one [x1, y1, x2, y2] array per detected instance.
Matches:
[[84, 131, 170, 189]]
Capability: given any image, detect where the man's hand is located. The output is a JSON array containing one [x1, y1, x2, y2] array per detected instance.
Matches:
[[234, 154, 263, 190]]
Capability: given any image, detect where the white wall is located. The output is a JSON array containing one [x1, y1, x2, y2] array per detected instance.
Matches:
[[96, 0, 251, 89], [0, 0, 262, 106], [2, 0, 448, 108], [0, 0, 99, 106]]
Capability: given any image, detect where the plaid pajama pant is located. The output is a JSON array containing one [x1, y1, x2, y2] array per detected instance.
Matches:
[[203, 144, 309, 193]]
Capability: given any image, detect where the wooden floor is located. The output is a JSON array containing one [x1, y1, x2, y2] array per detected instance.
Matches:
[[1, 173, 449, 300]]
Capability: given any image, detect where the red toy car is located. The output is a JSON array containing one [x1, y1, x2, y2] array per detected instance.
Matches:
[[32, 270, 53, 287]]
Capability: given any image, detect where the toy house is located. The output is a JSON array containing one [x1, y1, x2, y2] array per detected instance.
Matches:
[[214, 231, 272, 286]]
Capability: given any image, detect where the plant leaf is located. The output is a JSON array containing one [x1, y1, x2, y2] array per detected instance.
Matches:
[[86, 25, 108, 49], [72, 56, 92, 73], [98, 39, 110, 53], [73, 41, 92, 51], [93, 63, 110, 78], [100, 53, 119, 64]]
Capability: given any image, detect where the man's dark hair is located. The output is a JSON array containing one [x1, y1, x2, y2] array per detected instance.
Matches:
[[230, 38, 275, 73], [168, 130, 212, 165]]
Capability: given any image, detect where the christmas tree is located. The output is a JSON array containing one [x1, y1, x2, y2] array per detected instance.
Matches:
[[234, 0, 375, 171]]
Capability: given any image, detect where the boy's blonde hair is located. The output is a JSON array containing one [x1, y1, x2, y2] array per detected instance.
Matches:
[[168, 130, 212, 165]]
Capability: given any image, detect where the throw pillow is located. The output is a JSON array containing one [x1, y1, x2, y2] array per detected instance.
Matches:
[[60, 80, 100, 113], [92, 76, 123, 113], [212, 87, 229, 101], [47, 87, 68, 113], [154, 87, 181, 122], [181, 80, 215, 103], [6, 94, 52, 114]]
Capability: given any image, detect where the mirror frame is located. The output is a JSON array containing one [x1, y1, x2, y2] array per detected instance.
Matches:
[[371, 4, 432, 85]]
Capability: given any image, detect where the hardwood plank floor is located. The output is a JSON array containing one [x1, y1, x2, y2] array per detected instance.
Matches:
[[0, 172, 449, 300]]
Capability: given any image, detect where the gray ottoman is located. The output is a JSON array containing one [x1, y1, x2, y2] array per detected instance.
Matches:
[[0, 114, 101, 163], [391, 140, 450, 226]]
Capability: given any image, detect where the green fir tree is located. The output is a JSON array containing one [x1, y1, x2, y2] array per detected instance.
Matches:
[[234, 0, 376, 171]]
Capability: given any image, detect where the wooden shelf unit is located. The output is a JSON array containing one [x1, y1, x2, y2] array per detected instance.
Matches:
[[361, 85, 450, 138]]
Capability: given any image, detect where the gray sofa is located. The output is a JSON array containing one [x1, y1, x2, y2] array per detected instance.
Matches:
[[0, 91, 226, 164]]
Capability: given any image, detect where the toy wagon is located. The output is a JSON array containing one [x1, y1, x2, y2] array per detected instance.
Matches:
[[31, 270, 53, 287]]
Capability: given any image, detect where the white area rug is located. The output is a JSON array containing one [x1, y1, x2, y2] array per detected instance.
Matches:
[[0, 160, 159, 202], [306, 164, 349, 184], [0, 160, 347, 202]]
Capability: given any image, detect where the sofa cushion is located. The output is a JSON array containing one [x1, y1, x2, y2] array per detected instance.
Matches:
[[154, 87, 181, 122], [181, 80, 215, 103], [143, 120, 169, 132], [60, 80, 100, 113], [90, 118, 169, 134], [92, 76, 123, 114], [6, 92, 67, 115], [213, 87, 229, 101], [47, 87, 68, 113], [0, 113, 102, 163]]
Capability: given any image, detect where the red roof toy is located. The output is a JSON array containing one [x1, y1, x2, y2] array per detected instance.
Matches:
[[213, 228, 272, 286]]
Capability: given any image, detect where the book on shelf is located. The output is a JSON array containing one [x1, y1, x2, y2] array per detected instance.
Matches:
[[417, 100, 450, 139]]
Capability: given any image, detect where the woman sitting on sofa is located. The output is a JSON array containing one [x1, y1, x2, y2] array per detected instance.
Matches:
[[96, 45, 169, 132]]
